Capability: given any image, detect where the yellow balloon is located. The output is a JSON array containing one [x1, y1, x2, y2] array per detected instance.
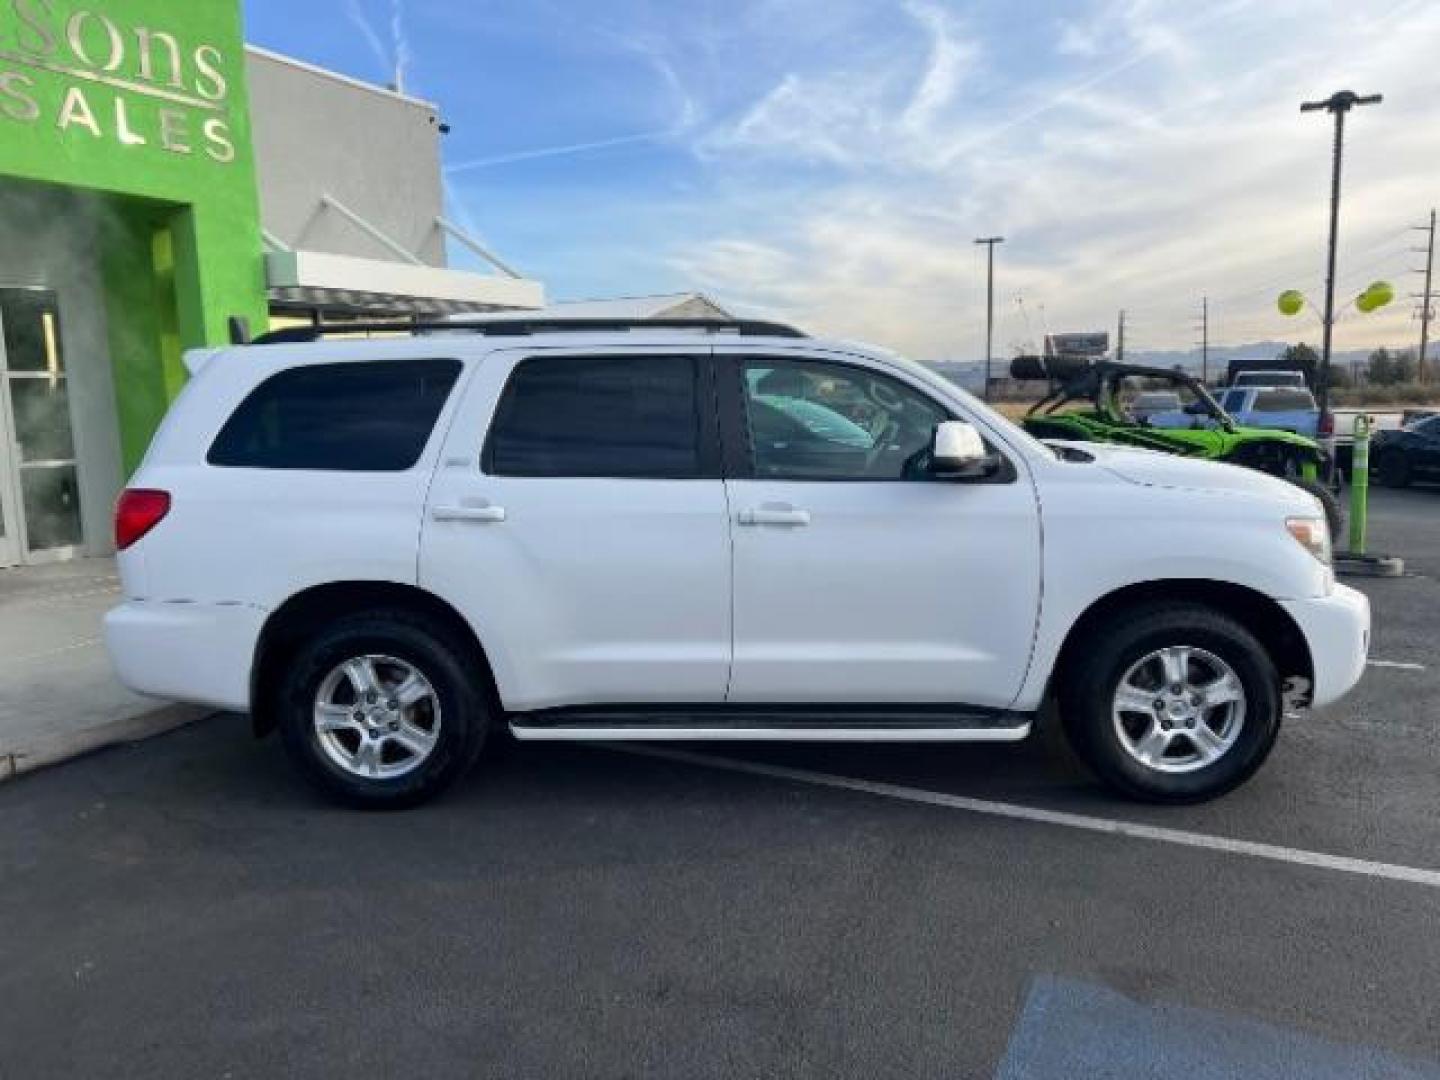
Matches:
[[1364, 280, 1395, 309], [1277, 290, 1305, 316], [1356, 292, 1378, 313]]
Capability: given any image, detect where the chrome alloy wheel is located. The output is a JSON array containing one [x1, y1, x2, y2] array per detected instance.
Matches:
[[313, 655, 442, 780], [1111, 646, 1246, 774]]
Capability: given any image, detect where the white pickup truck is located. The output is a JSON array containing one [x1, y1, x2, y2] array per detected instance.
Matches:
[[105, 319, 1370, 808]]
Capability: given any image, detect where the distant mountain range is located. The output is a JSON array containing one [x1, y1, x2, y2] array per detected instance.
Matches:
[[928, 341, 1390, 391], [1119, 341, 1384, 376]]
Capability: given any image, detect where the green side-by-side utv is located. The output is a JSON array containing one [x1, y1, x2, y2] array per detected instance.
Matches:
[[1012, 357, 1343, 539]]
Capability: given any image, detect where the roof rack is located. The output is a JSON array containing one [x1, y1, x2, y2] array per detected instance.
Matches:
[[247, 317, 807, 346]]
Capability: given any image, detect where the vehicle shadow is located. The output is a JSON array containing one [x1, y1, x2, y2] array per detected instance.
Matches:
[[239, 710, 1125, 817]]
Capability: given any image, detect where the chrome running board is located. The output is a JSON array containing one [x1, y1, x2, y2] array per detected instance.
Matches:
[[508, 705, 1033, 743]]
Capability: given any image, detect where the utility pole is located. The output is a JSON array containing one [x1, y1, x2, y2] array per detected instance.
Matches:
[[1414, 209, 1436, 384], [1196, 297, 1209, 385], [974, 237, 1004, 400], [1300, 89, 1382, 421], [1116, 309, 1126, 363]]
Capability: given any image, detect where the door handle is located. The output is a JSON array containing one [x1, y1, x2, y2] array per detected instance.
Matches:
[[432, 503, 506, 523], [738, 505, 810, 527]]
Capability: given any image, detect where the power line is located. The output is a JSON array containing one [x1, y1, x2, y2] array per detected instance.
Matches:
[[1195, 297, 1210, 384], [1205, 226, 1409, 308]]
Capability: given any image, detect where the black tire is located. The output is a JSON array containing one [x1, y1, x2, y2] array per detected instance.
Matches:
[[1289, 477, 1344, 544], [1059, 603, 1282, 804], [277, 610, 490, 809], [1375, 450, 1411, 489]]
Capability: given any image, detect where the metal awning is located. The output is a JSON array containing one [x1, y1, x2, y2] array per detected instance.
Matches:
[[265, 250, 543, 314], [267, 287, 515, 315]]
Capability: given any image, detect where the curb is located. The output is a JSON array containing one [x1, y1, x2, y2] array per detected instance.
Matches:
[[1335, 553, 1406, 579], [0, 704, 211, 783]]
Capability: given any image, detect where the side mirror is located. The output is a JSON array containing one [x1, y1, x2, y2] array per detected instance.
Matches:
[[929, 420, 995, 480]]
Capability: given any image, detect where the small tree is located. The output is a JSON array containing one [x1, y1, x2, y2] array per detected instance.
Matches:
[[1368, 347, 1396, 385], [1392, 348, 1417, 384], [1278, 343, 1320, 386]]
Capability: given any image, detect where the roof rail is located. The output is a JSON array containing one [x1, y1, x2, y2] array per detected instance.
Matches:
[[250, 317, 807, 345]]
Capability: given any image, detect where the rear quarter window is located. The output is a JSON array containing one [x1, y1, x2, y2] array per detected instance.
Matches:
[[1253, 389, 1317, 412], [207, 358, 462, 470]]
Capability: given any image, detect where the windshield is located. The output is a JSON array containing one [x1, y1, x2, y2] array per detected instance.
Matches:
[[1235, 371, 1305, 387], [1132, 392, 1181, 410], [1112, 374, 1222, 427]]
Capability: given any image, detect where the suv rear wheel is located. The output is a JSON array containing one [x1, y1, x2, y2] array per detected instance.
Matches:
[[277, 611, 489, 808], [1060, 604, 1281, 803]]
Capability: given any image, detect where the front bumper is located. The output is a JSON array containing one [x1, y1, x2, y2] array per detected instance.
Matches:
[[104, 600, 266, 711], [1279, 583, 1370, 707]]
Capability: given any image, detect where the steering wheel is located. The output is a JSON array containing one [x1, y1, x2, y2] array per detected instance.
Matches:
[[867, 380, 905, 412], [864, 417, 899, 473]]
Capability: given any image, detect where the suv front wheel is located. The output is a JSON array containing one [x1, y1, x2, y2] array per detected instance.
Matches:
[[1060, 604, 1282, 803], [277, 611, 489, 808]]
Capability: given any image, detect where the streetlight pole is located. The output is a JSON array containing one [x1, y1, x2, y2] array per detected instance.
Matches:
[[974, 236, 1004, 400], [1300, 90, 1382, 423]]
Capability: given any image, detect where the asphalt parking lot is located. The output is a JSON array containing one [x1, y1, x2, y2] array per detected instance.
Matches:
[[2, 485, 1438, 1079]]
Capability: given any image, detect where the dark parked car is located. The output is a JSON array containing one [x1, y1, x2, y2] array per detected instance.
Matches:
[[1372, 414, 1440, 487]]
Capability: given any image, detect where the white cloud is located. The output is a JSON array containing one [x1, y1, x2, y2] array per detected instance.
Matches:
[[1055, 19, 1101, 58], [344, 0, 391, 81], [898, 1, 975, 133], [699, 1, 977, 171], [667, 0, 1440, 360]]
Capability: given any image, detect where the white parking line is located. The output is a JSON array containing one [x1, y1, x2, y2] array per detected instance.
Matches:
[[609, 745, 1440, 890], [1367, 659, 1427, 671]]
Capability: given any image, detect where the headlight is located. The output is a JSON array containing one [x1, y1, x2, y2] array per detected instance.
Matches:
[[1286, 516, 1332, 565]]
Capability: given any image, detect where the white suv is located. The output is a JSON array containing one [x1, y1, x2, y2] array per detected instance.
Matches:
[[104, 319, 1369, 808]]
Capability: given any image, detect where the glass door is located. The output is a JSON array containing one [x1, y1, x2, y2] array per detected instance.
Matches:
[[0, 387, 17, 567], [0, 288, 83, 565]]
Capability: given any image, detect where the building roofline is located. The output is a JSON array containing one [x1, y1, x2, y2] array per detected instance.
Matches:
[[244, 44, 439, 113], [552, 291, 716, 305]]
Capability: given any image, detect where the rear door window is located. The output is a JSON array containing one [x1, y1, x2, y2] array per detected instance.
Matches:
[[208, 358, 461, 470], [484, 354, 707, 478]]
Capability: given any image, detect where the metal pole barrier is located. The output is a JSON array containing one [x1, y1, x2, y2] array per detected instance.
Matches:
[[1348, 414, 1370, 555]]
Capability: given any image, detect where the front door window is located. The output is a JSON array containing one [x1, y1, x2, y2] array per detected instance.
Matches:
[[739, 357, 950, 480]]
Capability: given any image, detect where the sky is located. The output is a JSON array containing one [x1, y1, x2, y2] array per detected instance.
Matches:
[[242, 0, 1440, 363]]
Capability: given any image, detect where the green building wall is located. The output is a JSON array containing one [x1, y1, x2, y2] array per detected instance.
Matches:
[[0, 0, 267, 469]]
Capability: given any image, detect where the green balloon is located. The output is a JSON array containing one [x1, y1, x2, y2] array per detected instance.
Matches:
[[1277, 290, 1305, 316], [1356, 292, 1378, 313], [1364, 280, 1395, 309]]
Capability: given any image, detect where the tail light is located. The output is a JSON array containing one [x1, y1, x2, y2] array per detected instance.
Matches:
[[115, 488, 171, 550], [1318, 412, 1334, 437]]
